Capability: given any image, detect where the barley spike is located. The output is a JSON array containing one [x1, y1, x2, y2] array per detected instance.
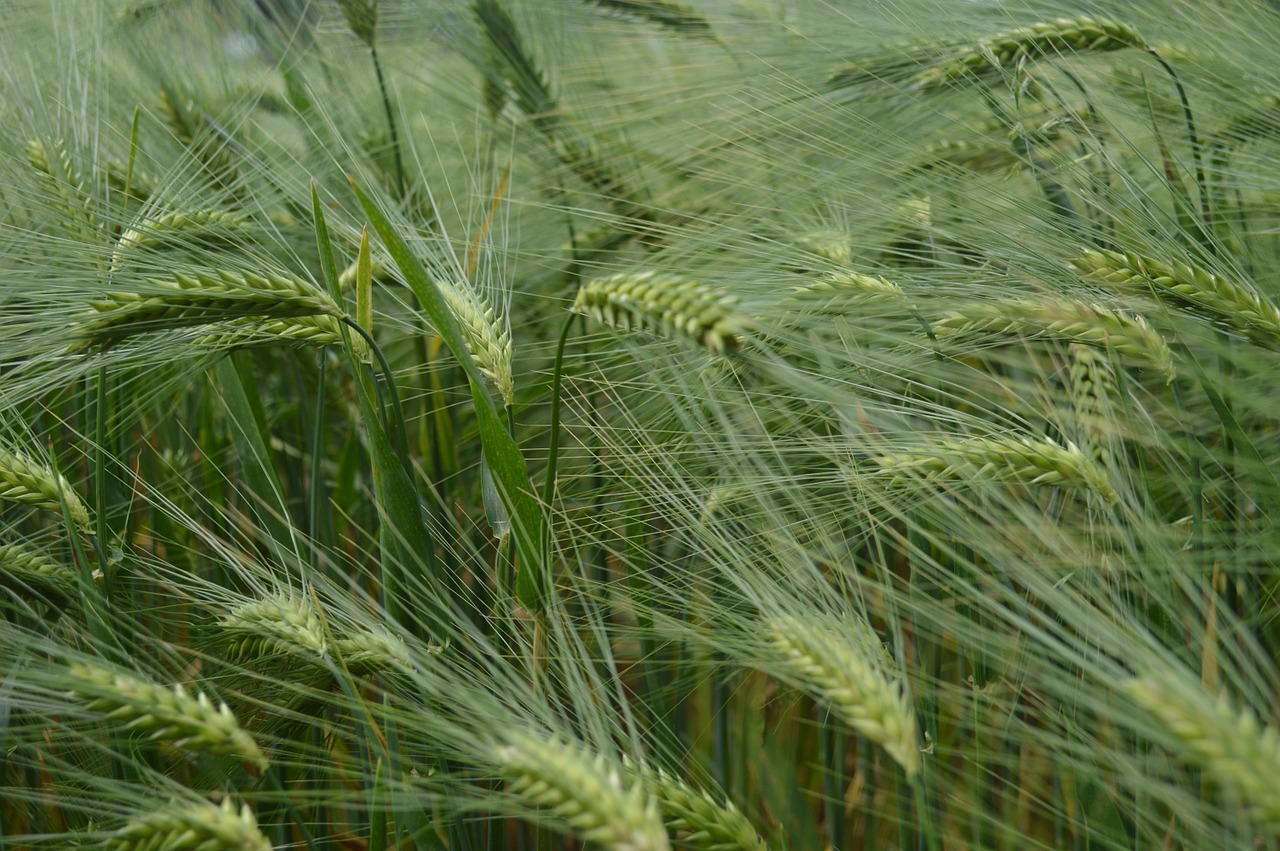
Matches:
[[109, 797, 272, 851], [574, 271, 749, 354], [70, 663, 268, 770]]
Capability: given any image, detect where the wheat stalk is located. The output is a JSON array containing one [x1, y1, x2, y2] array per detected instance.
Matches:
[[629, 762, 766, 851], [874, 434, 1120, 504], [494, 733, 670, 851], [912, 17, 1148, 90], [69, 663, 268, 770], [0, 542, 79, 605], [574, 271, 750, 354], [1071, 249, 1280, 346], [110, 798, 272, 851], [934, 297, 1175, 381], [78, 268, 341, 347], [0, 447, 91, 530], [1125, 676, 1280, 827], [765, 612, 919, 778]]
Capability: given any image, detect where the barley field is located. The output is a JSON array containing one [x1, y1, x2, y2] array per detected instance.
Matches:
[[2, 1, 1280, 849]]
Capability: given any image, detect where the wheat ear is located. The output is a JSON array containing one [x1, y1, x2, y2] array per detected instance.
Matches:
[[574, 272, 750, 354], [1067, 343, 1118, 462], [219, 592, 408, 673], [0, 447, 91, 530], [437, 280, 514, 404], [79, 268, 341, 346], [1125, 676, 1280, 827], [495, 733, 670, 851], [110, 798, 272, 851], [1071, 249, 1280, 346], [788, 271, 908, 303], [934, 297, 1175, 381], [794, 229, 854, 265], [630, 762, 766, 851], [336, 0, 378, 47], [0, 543, 79, 604], [574, 0, 717, 40], [765, 613, 919, 778], [70, 663, 268, 770], [110, 210, 247, 271], [912, 17, 1147, 90], [875, 435, 1119, 504], [195, 314, 368, 355]]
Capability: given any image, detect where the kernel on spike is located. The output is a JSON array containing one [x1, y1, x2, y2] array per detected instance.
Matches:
[[573, 271, 749, 354]]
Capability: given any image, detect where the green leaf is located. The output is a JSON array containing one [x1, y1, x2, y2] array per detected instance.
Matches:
[[349, 176, 549, 610]]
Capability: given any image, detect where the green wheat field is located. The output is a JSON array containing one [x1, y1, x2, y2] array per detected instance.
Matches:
[[2, 0, 1280, 848]]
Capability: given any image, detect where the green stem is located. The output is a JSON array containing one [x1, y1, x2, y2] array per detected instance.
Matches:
[[541, 312, 578, 509], [371, 44, 408, 201]]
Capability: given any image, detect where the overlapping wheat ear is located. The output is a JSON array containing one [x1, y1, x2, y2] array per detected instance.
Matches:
[[573, 0, 717, 41], [934, 297, 1175, 381], [911, 17, 1148, 90], [77, 268, 342, 348], [574, 271, 750, 354], [793, 229, 854, 265], [109, 798, 272, 851], [110, 210, 248, 271], [1125, 676, 1280, 827], [627, 761, 766, 851], [335, 0, 378, 47], [0, 447, 91, 530], [764, 612, 920, 779], [874, 434, 1120, 504], [194, 314, 369, 356], [1067, 343, 1118, 462], [218, 592, 408, 674], [69, 663, 268, 770], [1071, 249, 1280, 346], [787, 271, 908, 303], [1209, 95, 1280, 153], [494, 733, 670, 851], [474, 0, 647, 218], [25, 137, 96, 226], [436, 279, 514, 404], [0, 542, 79, 605]]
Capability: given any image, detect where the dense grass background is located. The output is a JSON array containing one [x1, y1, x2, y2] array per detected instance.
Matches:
[[2, 0, 1280, 848]]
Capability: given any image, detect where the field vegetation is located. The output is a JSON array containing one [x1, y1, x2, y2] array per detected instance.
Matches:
[[2, 0, 1280, 848]]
